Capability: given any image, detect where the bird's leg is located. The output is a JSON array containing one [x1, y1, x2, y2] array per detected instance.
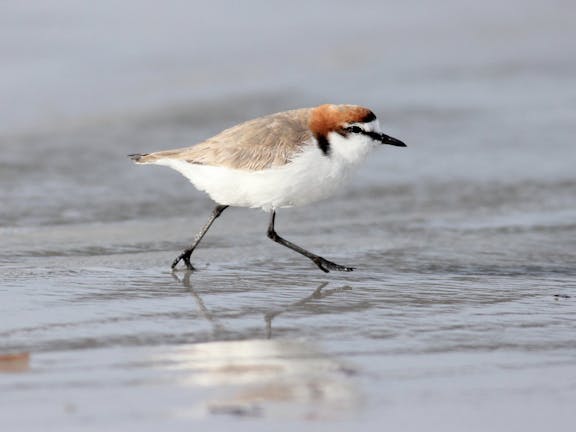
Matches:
[[172, 205, 229, 271], [266, 211, 355, 273]]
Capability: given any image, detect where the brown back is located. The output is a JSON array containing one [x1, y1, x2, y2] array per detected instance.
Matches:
[[140, 108, 314, 171]]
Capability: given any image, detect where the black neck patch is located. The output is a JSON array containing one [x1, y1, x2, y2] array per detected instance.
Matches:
[[316, 134, 331, 156]]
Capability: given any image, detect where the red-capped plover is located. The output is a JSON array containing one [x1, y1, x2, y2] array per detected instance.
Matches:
[[129, 104, 406, 272]]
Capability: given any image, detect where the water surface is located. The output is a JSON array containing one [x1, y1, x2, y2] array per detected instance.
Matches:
[[1, 1, 576, 430]]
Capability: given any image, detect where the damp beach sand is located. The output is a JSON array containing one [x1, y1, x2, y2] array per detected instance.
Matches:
[[1, 1, 576, 430]]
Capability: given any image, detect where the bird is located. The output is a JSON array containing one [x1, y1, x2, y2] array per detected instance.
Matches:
[[129, 104, 406, 273]]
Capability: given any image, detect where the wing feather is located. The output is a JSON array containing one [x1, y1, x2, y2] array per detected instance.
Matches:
[[135, 108, 313, 171]]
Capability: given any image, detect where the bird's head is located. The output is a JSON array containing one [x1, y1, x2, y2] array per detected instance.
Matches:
[[309, 104, 406, 156]]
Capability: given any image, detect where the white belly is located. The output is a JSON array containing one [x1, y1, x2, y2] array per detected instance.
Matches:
[[154, 134, 375, 211]]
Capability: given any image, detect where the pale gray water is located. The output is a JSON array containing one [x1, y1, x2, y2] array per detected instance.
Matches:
[[1, 1, 576, 430]]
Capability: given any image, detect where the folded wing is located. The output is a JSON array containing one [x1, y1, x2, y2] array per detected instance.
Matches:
[[131, 108, 314, 171]]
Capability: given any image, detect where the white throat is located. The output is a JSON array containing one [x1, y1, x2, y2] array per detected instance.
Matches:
[[326, 119, 380, 165]]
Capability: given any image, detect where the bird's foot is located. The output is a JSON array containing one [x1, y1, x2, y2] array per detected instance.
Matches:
[[171, 250, 196, 271], [313, 257, 355, 273]]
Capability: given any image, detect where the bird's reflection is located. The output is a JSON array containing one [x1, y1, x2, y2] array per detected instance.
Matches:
[[171, 271, 352, 339], [166, 272, 359, 419]]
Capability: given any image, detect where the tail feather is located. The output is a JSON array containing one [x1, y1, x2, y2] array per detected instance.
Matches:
[[128, 149, 191, 164], [128, 153, 151, 164]]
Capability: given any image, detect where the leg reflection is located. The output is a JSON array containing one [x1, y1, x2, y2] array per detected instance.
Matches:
[[171, 274, 352, 340], [264, 282, 352, 339], [172, 270, 226, 334]]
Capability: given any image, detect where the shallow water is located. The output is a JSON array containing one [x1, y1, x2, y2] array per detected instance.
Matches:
[[1, 1, 576, 430]]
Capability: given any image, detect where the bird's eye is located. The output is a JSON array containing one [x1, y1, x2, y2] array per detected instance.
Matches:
[[345, 126, 364, 134]]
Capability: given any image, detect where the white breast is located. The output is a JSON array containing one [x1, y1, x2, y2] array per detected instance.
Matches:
[[154, 133, 376, 211]]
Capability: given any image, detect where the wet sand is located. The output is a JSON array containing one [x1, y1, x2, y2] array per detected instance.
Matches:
[[1, 1, 576, 430]]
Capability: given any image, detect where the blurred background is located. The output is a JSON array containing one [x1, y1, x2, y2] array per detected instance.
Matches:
[[1, 0, 575, 225], [1, 0, 575, 430]]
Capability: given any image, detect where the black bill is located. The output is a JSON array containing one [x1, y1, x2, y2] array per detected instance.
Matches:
[[371, 131, 406, 147], [345, 126, 407, 147]]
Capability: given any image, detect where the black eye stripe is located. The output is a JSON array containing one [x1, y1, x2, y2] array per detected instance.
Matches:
[[345, 126, 375, 137], [344, 126, 364, 134], [344, 126, 384, 142]]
